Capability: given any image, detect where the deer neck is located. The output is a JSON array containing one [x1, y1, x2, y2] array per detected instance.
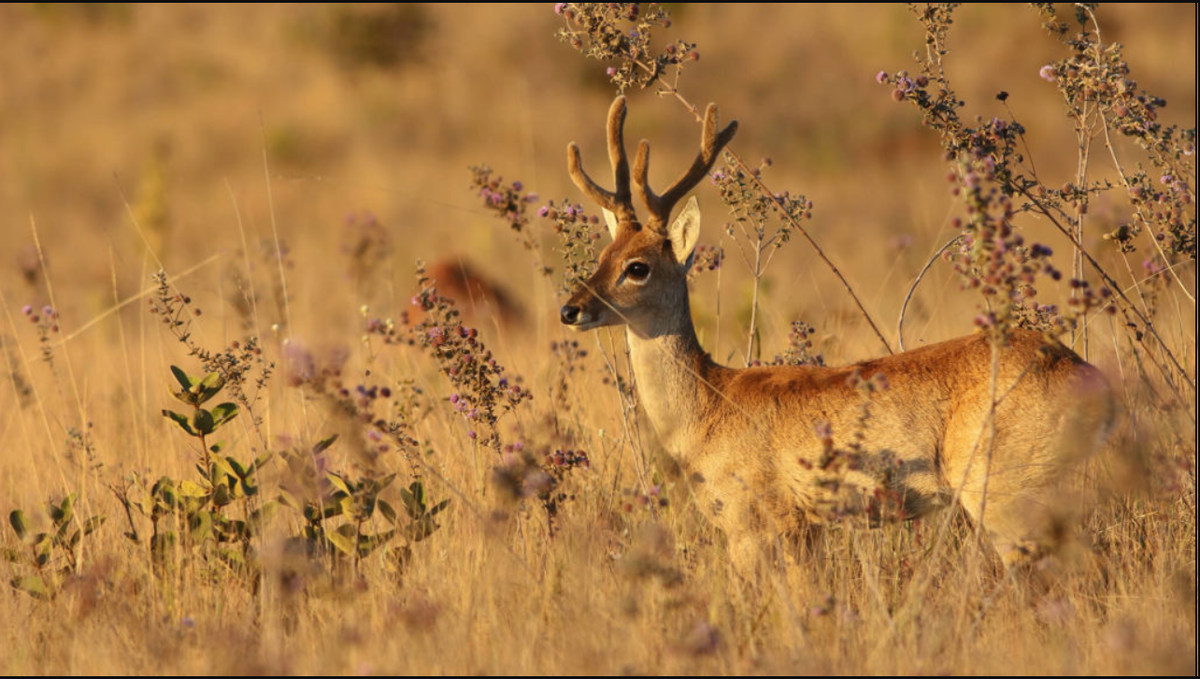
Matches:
[[625, 293, 712, 457]]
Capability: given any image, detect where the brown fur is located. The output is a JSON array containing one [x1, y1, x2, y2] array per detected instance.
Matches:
[[415, 257, 524, 329]]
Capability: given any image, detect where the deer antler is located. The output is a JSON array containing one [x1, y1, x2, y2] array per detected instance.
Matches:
[[566, 96, 638, 225], [633, 102, 738, 229]]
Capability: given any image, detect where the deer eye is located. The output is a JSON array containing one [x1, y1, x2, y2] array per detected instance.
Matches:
[[624, 261, 650, 281]]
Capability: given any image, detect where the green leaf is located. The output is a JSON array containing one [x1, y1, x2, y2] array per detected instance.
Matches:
[[302, 504, 320, 523], [240, 479, 259, 498], [357, 529, 397, 557], [9, 510, 29, 541], [429, 498, 451, 517], [189, 510, 213, 542], [254, 452, 275, 470], [33, 534, 52, 567], [11, 575, 52, 600], [60, 494, 77, 525], [277, 489, 303, 512], [182, 493, 208, 517], [199, 371, 225, 391], [153, 477, 180, 508], [211, 403, 239, 429], [55, 517, 73, 544], [304, 496, 346, 522], [326, 528, 356, 556], [350, 493, 376, 522], [313, 434, 339, 455], [408, 516, 439, 542], [195, 372, 226, 405], [49, 494, 76, 526], [399, 483, 425, 518], [226, 456, 249, 480], [170, 365, 194, 392], [210, 441, 225, 454], [192, 409, 215, 436], [179, 480, 209, 497], [212, 484, 232, 507], [210, 457, 237, 486], [378, 500, 397, 525], [163, 409, 197, 436], [377, 473, 397, 492], [338, 494, 355, 518], [325, 473, 353, 496], [218, 519, 248, 542]]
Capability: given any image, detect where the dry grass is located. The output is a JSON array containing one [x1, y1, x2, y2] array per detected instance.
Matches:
[[0, 4, 1195, 675]]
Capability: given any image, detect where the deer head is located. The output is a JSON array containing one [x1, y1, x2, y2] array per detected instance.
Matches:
[[559, 96, 737, 338]]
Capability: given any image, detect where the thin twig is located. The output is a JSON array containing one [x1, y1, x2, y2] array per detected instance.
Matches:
[[655, 87, 895, 356], [897, 235, 963, 351], [1019, 188, 1195, 394]]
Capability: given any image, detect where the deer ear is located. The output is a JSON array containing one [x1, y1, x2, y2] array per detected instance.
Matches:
[[667, 197, 701, 265], [602, 208, 620, 240]]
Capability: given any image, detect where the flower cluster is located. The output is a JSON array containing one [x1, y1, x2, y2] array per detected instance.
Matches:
[[22, 304, 59, 366], [470, 165, 548, 276], [878, 6, 1143, 340], [539, 199, 602, 295], [945, 172, 1066, 336], [469, 166, 539, 238], [554, 3, 696, 93], [687, 243, 724, 283], [490, 442, 591, 533], [364, 310, 410, 346], [1035, 3, 1195, 259], [410, 263, 531, 453], [771, 320, 825, 367], [619, 484, 667, 514], [712, 157, 810, 246]]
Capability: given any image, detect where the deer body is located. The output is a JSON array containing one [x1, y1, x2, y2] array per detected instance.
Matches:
[[561, 96, 1113, 572]]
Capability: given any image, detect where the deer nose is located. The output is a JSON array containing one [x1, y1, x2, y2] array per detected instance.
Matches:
[[560, 305, 581, 325]]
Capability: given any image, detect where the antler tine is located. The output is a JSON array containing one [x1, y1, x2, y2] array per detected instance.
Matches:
[[566, 96, 638, 223], [633, 102, 738, 228]]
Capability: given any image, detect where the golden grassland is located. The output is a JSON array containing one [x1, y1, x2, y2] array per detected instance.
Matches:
[[0, 4, 1195, 674]]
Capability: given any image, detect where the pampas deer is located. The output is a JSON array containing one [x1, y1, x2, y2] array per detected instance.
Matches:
[[559, 96, 1113, 574]]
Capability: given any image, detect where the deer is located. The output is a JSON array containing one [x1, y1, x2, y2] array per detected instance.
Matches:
[[559, 96, 1114, 576], [411, 257, 525, 330]]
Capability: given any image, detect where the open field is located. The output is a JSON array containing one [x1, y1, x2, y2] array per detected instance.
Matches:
[[1, 4, 1195, 674]]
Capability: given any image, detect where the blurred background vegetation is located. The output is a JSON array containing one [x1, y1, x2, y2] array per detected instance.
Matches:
[[1, 4, 1192, 354], [0, 4, 1194, 674]]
